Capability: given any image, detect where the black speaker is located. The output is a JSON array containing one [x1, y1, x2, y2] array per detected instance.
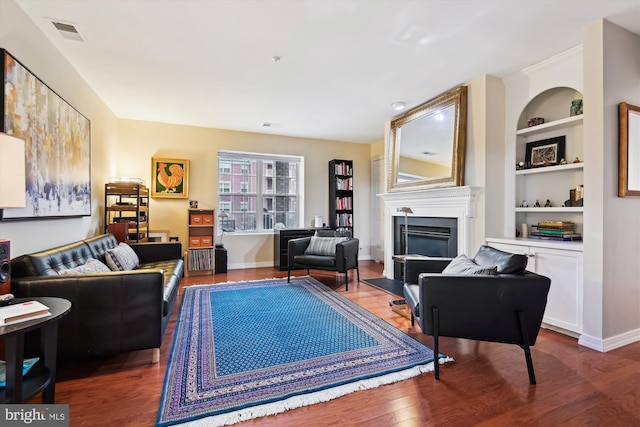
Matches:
[[0, 240, 10, 292]]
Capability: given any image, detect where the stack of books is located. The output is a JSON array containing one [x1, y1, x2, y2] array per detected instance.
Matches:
[[530, 221, 582, 241], [0, 300, 51, 325]]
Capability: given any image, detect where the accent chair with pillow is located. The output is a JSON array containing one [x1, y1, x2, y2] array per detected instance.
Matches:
[[402, 245, 551, 384], [287, 232, 360, 290]]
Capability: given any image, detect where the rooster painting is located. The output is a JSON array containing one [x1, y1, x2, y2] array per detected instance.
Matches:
[[152, 158, 189, 198]]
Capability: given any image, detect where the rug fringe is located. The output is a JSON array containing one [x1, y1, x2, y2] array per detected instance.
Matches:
[[175, 357, 454, 427]]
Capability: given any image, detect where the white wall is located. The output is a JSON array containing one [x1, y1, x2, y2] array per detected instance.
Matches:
[[583, 20, 640, 345], [0, 0, 119, 256]]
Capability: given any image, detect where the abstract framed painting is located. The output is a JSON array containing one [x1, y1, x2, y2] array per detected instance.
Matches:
[[151, 157, 189, 198], [1, 49, 91, 220]]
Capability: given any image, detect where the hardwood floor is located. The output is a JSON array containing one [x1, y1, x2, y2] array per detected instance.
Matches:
[[41, 261, 639, 426]]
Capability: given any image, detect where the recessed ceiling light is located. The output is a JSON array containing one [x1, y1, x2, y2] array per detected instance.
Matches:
[[262, 122, 280, 128], [391, 102, 406, 111], [271, 56, 282, 62]]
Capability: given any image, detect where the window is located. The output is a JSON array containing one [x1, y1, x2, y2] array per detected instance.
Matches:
[[218, 151, 303, 233]]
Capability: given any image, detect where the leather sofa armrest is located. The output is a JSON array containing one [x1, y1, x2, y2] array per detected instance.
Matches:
[[129, 242, 183, 263], [404, 257, 453, 284]]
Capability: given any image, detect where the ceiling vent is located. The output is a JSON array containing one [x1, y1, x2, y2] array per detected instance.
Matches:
[[52, 21, 84, 42]]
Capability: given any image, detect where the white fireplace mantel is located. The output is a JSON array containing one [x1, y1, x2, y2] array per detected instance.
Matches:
[[380, 186, 482, 278]]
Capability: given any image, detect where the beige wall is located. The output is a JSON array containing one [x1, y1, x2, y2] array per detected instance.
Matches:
[[398, 156, 450, 178], [117, 120, 372, 268]]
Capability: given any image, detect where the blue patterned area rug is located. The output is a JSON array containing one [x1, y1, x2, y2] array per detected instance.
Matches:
[[156, 277, 451, 427]]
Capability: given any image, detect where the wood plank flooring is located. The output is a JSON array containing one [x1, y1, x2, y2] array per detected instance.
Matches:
[[38, 261, 639, 426]]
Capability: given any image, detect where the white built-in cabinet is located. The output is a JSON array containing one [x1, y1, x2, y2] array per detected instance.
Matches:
[[488, 86, 585, 337], [486, 238, 583, 335]]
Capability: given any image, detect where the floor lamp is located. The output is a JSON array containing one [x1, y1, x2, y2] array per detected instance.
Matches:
[[390, 207, 412, 314], [397, 207, 413, 255], [0, 132, 27, 296]]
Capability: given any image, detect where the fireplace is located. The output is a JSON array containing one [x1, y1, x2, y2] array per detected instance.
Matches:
[[393, 216, 457, 279], [380, 186, 481, 280]]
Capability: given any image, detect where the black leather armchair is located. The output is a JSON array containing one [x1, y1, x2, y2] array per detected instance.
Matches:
[[287, 236, 360, 290], [402, 245, 551, 384]]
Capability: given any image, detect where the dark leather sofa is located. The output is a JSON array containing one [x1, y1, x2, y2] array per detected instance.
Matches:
[[11, 233, 183, 363], [402, 245, 551, 384]]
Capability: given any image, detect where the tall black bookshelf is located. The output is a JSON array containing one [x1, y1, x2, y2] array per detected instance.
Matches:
[[328, 159, 354, 235]]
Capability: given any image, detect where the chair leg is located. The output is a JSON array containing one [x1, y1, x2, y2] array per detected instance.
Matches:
[[356, 263, 360, 282], [518, 311, 536, 385], [410, 312, 415, 327], [287, 268, 291, 283], [433, 307, 440, 380], [345, 271, 348, 291]]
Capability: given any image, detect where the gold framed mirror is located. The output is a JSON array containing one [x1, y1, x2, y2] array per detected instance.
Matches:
[[619, 102, 640, 198], [387, 85, 467, 191]]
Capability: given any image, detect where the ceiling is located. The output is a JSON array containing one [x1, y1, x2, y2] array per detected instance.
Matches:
[[14, 0, 640, 144]]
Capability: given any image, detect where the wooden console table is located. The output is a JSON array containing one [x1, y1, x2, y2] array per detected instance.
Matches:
[[0, 297, 71, 403]]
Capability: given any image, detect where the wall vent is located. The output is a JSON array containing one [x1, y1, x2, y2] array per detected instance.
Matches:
[[52, 21, 84, 42]]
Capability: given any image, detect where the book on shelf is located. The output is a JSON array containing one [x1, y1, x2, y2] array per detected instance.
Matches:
[[529, 233, 582, 242], [0, 300, 51, 325], [534, 229, 578, 235], [536, 221, 575, 230], [0, 357, 39, 386]]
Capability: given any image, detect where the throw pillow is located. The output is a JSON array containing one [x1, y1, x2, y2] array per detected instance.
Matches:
[[442, 254, 497, 275], [304, 236, 348, 256], [105, 242, 140, 271], [58, 258, 111, 275]]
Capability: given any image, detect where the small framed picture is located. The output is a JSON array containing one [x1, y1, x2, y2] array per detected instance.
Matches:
[[151, 157, 189, 198], [189, 200, 198, 209], [525, 136, 565, 167]]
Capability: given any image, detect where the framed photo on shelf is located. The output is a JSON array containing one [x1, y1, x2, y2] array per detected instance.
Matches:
[[525, 136, 565, 167], [151, 157, 189, 198], [1, 49, 91, 220]]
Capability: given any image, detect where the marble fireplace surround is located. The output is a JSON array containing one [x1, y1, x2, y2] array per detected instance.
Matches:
[[380, 186, 481, 279]]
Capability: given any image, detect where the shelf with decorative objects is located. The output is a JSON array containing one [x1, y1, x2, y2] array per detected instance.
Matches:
[[487, 86, 585, 337], [104, 182, 149, 242], [515, 89, 584, 240], [185, 208, 215, 277]]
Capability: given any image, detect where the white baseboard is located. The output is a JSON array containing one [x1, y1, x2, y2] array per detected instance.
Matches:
[[228, 256, 372, 271], [227, 261, 275, 270], [578, 328, 640, 352]]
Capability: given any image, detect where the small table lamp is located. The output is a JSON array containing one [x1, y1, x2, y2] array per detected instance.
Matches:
[[397, 207, 413, 255], [0, 132, 27, 295]]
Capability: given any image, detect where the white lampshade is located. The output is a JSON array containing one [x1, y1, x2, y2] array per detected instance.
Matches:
[[0, 132, 27, 208]]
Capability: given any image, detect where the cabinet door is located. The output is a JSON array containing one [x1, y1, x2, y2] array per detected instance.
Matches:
[[486, 241, 583, 335], [530, 246, 583, 334]]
